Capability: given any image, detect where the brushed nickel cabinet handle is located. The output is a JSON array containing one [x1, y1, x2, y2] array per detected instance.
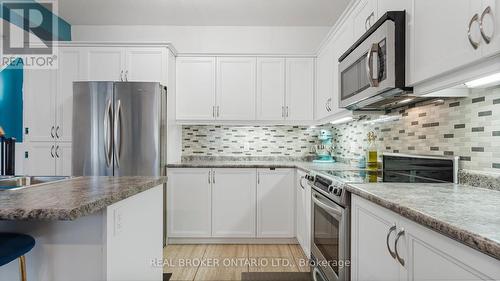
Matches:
[[286, 106, 289, 118], [55, 126, 60, 139], [468, 13, 481, 49], [395, 228, 406, 266], [480, 6, 493, 44], [50, 126, 55, 138], [50, 145, 55, 158], [55, 145, 60, 158], [120, 70, 124, 81], [216, 106, 220, 118], [212, 170, 215, 184], [208, 170, 211, 184], [125, 70, 129, 81], [386, 224, 397, 259]]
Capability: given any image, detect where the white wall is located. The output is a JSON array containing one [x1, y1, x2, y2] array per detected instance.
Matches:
[[71, 25, 330, 54]]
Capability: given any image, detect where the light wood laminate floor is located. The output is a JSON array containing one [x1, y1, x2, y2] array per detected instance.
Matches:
[[164, 244, 310, 281]]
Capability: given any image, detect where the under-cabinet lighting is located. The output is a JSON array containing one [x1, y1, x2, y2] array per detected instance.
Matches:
[[465, 72, 500, 88], [400, 98, 414, 104], [330, 117, 353, 125]]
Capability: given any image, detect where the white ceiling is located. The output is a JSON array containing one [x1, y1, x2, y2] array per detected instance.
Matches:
[[59, 0, 351, 26]]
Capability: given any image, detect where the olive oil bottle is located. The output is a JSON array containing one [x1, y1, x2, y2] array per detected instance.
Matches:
[[366, 131, 378, 170]]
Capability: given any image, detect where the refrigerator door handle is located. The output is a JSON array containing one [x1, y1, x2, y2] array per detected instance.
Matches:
[[114, 99, 123, 168], [104, 99, 112, 167]]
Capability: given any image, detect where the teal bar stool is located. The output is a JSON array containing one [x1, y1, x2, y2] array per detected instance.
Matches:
[[0, 233, 35, 281]]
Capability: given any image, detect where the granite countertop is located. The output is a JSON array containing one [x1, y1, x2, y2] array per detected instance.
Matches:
[[0, 176, 166, 221], [346, 182, 500, 260], [167, 160, 355, 172]]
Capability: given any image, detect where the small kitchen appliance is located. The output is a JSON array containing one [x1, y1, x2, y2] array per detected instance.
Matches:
[[304, 153, 458, 281], [313, 129, 335, 163]]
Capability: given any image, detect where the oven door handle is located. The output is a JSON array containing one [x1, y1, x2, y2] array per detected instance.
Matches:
[[313, 194, 343, 219]]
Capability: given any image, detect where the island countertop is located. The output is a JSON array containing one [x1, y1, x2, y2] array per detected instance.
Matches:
[[0, 176, 166, 221]]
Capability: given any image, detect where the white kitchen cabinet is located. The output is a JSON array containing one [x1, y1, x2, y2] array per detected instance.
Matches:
[[216, 57, 256, 120], [211, 169, 256, 237], [481, 0, 500, 57], [256, 168, 295, 238], [353, 0, 377, 39], [57, 48, 83, 142], [86, 47, 125, 81], [285, 58, 314, 121], [351, 194, 500, 281], [295, 170, 311, 258], [351, 194, 402, 281], [125, 48, 167, 84], [256, 58, 286, 120], [25, 142, 56, 176], [412, 0, 483, 84], [176, 57, 217, 120], [377, 0, 411, 16], [55, 142, 72, 176], [167, 168, 212, 237], [315, 39, 335, 120], [24, 69, 56, 142]]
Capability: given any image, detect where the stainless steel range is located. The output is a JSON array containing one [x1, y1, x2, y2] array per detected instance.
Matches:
[[307, 153, 459, 281]]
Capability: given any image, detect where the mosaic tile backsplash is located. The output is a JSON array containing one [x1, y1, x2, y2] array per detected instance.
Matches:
[[182, 86, 500, 173]]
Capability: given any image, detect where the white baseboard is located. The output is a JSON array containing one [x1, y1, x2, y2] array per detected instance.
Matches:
[[167, 237, 298, 244]]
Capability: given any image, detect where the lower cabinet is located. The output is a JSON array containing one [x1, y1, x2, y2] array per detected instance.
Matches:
[[351, 194, 500, 281], [167, 168, 212, 238], [25, 142, 72, 176], [256, 168, 295, 238], [212, 168, 256, 237], [167, 168, 295, 240], [295, 169, 311, 258]]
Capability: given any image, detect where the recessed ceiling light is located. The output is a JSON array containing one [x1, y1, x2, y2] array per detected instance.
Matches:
[[465, 72, 500, 88]]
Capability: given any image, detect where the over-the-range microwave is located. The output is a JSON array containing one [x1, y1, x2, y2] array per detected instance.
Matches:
[[338, 11, 421, 111]]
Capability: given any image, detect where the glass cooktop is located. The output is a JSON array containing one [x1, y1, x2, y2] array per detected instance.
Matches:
[[320, 169, 450, 184]]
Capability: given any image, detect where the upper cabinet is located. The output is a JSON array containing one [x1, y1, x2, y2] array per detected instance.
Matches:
[[216, 57, 257, 120], [411, 0, 499, 85], [84, 47, 167, 83], [353, 0, 378, 39], [176, 57, 217, 120], [412, 0, 483, 84], [256, 58, 286, 121], [286, 58, 315, 121], [177, 56, 314, 123]]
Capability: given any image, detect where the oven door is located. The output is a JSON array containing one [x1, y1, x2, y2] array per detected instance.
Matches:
[[339, 19, 396, 109], [311, 189, 349, 281]]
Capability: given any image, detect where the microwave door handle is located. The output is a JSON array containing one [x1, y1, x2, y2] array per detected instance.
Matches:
[[313, 194, 343, 219], [366, 43, 380, 87]]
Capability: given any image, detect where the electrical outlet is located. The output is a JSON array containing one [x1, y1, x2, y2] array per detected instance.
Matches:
[[114, 209, 123, 236]]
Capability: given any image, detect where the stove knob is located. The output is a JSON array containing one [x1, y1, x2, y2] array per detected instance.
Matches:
[[328, 185, 334, 193], [333, 187, 342, 196], [305, 174, 315, 181]]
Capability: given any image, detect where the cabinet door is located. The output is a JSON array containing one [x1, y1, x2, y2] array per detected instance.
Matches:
[[26, 142, 56, 176], [353, 0, 377, 39], [401, 215, 500, 281], [56, 48, 82, 142], [256, 58, 285, 121], [86, 48, 125, 81], [211, 168, 256, 237], [55, 142, 72, 176], [125, 48, 167, 83], [256, 168, 295, 238], [351, 195, 400, 281], [412, 0, 482, 84], [316, 40, 335, 120], [216, 57, 256, 120], [176, 57, 216, 120], [296, 170, 311, 258], [481, 0, 500, 57], [24, 69, 56, 142], [286, 58, 314, 121], [167, 168, 212, 237]]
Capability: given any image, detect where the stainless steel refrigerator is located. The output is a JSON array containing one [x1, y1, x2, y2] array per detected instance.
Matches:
[[72, 81, 167, 177], [72, 82, 168, 245]]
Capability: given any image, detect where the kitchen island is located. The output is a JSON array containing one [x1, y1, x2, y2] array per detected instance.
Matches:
[[0, 176, 166, 281]]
